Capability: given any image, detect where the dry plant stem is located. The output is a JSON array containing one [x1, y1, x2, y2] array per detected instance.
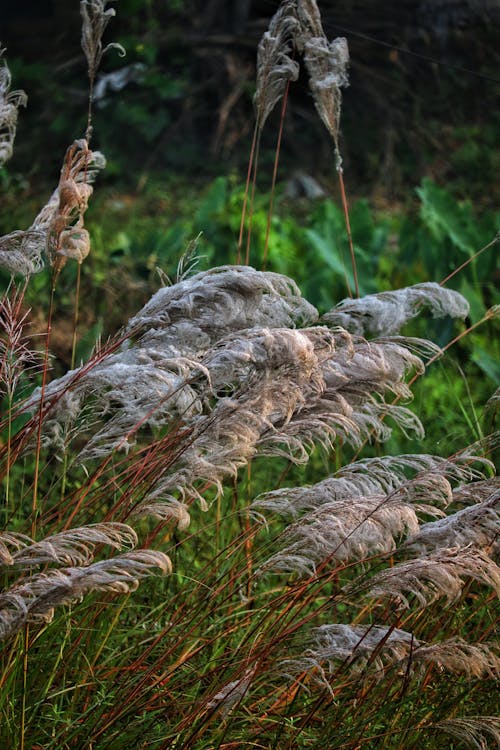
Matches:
[[245, 131, 262, 266], [56, 262, 84, 506], [262, 79, 291, 270], [4, 393, 13, 509], [237, 125, 258, 264], [71, 255, 82, 371], [32, 280, 56, 538], [440, 234, 499, 287], [86, 76, 94, 144], [409, 311, 497, 383], [338, 169, 357, 298]]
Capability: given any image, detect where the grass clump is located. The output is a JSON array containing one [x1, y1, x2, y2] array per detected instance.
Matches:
[[0, 2, 498, 749]]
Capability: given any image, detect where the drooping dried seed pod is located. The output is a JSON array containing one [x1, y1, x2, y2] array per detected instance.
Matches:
[[302, 34, 349, 169], [0, 548, 171, 641], [0, 140, 105, 275], [322, 282, 470, 337], [80, 0, 125, 86], [254, 1, 300, 130], [0, 49, 27, 167]]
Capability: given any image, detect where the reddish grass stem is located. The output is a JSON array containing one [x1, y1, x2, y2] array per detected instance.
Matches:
[[237, 125, 258, 264], [262, 81, 291, 270], [338, 168, 358, 298], [245, 132, 262, 266], [440, 234, 499, 287]]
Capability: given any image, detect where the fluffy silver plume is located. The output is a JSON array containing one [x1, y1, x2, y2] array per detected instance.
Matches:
[[205, 665, 257, 719], [0, 49, 27, 166], [126, 265, 319, 350], [404, 483, 500, 557], [33, 346, 203, 458], [281, 625, 499, 686], [362, 547, 500, 609], [413, 639, 500, 679], [131, 500, 191, 531], [253, 453, 487, 518], [25, 269, 468, 528], [0, 550, 171, 641], [0, 523, 138, 568], [280, 624, 417, 684], [80, 0, 125, 85], [295, 0, 324, 41], [255, 1, 300, 129], [323, 283, 470, 337], [260, 496, 426, 576], [431, 717, 500, 750], [303, 35, 349, 168], [28, 267, 318, 458], [141, 328, 429, 516]]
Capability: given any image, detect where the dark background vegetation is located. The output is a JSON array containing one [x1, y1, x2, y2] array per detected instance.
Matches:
[[2, 0, 500, 200]]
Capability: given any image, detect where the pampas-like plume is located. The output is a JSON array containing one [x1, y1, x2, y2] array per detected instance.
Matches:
[[0, 140, 105, 275], [323, 282, 470, 337], [404, 483, 500, 557], [258, 336, 432, 461], [126, 265, 319, 351], [0, 523, 138, 568], [255, 452, 495, 574], [295, 0, 349, 168], [295, 0, 324, 40], [361, 547, 500, 609], [80, 0, 125, 86], [281, 625, 499, 685], [0, 229, 46, 277], [27, 266, 318, 455], [253, 453, 489, 518], [254, 1, 300, 129], [431, 717, 500, 750], [280, 625, 420, 684], [0, 549, 171, 641], [302, 35, 349, 169], [259, 495, 424, 576], [138, 328, 429, 518], [413, 639, 500, 679], [139, 326, 333, 511], [32, 346, 203, 457], [131, 500, 191, 531], [25, 272, 469, 529], [0, 49, 27, 166]]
